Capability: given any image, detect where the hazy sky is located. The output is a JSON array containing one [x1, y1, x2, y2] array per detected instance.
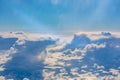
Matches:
[[0, 0, 120, 33]]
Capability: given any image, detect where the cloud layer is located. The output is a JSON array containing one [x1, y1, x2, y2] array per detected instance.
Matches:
[[0, 32, 120, 80]]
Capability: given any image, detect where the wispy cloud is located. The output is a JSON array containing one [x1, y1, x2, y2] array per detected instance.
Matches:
[[51, 0, 59, 5]]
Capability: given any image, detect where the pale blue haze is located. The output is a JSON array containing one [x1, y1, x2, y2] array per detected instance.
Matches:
[[0, 0, 120, 33]]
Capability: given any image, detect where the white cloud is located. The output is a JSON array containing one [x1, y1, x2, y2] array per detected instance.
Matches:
[[0, 47, 17, 71], [0, 76, 5, 80], [16, 39, 26, 45], [43, 31, 120, 80], [0, 32, 120, 79], [0, 32, 57, 41], [75, 31, 112, 41], [23, 78, 29, 80], [84, 43, 106, 51], [37, 51, 46, 61]]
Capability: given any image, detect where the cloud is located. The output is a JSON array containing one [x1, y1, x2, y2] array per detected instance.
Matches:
[[0, 76, 5, 80], [43, 31, 120, 80], [0, 32, 57, 80], [0, 32, 120, 80]]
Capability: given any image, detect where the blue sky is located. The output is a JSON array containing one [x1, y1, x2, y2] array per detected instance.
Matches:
[[0, 0, 120, 33]]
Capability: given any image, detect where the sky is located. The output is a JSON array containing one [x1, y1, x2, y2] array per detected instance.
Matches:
[[0, 0, 120, 34]]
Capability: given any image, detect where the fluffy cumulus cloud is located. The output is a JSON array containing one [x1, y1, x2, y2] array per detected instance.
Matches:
[[0, 32, 120, 80]]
